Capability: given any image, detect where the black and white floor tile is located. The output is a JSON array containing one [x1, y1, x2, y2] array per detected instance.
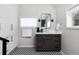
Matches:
[[9, 47, 62, 55]]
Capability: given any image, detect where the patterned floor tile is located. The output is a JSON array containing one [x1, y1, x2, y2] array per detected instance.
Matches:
[[9, 47, 62, 55]]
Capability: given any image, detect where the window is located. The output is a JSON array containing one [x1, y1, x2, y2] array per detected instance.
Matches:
[[20, 18, 37, 27], [66, 5, 79, 28]]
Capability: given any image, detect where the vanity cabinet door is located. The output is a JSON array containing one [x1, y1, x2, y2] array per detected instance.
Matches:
[[54, 37, 61, 50], [50, 34, 61, 50], [41, 38, 50, 49], [35, 36, 43, 49]]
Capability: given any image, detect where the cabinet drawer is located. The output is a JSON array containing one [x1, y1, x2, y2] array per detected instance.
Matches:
[[36, 34, 43, 37], [36, 34, 61, 38]]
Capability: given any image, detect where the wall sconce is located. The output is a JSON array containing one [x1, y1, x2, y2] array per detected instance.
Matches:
[[38, 19, 41, 22], [51, 19, 54, 22]]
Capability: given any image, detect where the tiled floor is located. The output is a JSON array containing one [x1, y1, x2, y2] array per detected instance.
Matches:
[[9, 47, 62, 55]]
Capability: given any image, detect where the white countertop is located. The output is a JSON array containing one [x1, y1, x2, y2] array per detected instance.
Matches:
[[36, 31, 62, 34]]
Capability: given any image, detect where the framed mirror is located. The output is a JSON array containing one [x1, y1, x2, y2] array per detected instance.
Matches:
[[41, 13, 51, 28]]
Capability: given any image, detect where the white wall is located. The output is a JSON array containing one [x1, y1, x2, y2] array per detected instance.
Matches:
[[55, 4, 79, 55], [18, 4, 56, 47], [0, 4, 19, 54]]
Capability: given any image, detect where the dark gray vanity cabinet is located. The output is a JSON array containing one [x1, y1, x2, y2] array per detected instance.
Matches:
[[35, 34, 61, 51]]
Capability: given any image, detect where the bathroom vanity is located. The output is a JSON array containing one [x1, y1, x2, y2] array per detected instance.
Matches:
[[35, 12, 62, 51], [35, 32, 61, 51]]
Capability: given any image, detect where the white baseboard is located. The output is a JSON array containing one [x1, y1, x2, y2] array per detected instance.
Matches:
[[60, 51, 65, 55], [17, 45, 34, 47]]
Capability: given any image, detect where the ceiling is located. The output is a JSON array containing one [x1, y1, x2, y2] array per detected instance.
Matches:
[[52, 4, 74, 8]]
